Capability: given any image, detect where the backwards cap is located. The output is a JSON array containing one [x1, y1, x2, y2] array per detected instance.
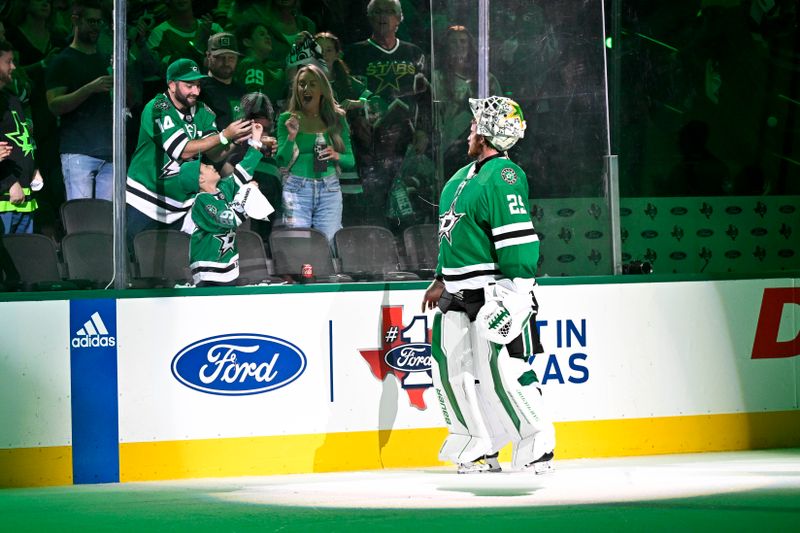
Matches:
[[468, 96, 526, 151]]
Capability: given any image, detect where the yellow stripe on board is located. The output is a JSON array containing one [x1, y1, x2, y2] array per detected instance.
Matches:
[[552, 409, 800, 459], [121, 410, 800, 481], [120, 428, 449, 482], [0, 446, 72, 488]]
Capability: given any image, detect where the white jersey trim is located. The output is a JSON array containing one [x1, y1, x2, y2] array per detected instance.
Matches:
[[444, 275, 501, 293], [494, 234, 539, 250], [164, 129, 189, 160], [492, 221, 535, 236], [190, 255, 240, 284], [232, 163, 254, 187], [442, 263, 499, 276], [126, 177, 194, 224], [367, 38, 400, 54]]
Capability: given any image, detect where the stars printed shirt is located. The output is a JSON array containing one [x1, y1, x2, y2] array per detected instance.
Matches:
[[345, 38, 426, 115], [0, 91, 36, 193]]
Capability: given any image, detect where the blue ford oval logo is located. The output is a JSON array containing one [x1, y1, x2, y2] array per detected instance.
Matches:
[[557, 208, 575, 217], [641, 230, 659, 239], [725, 250, 742, 259], [778, 249, 795, 258], [620, 207, 632, 216], [725, 206, 743, 215], [171, 334, 306, 395], [670, 207, 688, 215], [696, 228, 714, 237], [385, 343, 431, 372], [779, 205, 796, 214], [751, 227, 768, 237], [670, 252, 687, 260], [585, 230, 604, 239], [557, 254, 576, 263]]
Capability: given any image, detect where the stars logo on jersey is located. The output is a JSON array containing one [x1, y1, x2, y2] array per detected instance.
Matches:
[[6, 110, 35, 157], [358, 306, 433, 410], [438, 203, 464, 245], [501, 167, 518, 185], [160, 158, 181, 178], [214, 230, 236, 256], [368, 60, 415, 95], [154, 96, 169, 111]]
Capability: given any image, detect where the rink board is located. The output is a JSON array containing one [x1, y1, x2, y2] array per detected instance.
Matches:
[[0, 278, 798, 486]]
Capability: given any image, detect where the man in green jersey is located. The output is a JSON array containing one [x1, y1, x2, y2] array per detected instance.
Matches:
[[421, 96, 555, 474], [126, 58, 253, 242]]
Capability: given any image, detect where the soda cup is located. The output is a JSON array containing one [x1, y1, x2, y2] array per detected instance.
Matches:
[[301, 263, 314, 281]]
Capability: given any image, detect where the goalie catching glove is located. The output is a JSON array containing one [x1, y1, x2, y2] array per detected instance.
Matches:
[[476, 277, 538, 344]]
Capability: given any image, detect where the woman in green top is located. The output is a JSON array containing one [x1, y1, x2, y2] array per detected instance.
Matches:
[[276, 63, 355, 243]]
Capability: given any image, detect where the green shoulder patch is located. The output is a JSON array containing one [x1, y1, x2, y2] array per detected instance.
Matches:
[[500, 167, 518, 185]]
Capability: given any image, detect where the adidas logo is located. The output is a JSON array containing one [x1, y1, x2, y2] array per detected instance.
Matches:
[[71, 311, 116, 348]]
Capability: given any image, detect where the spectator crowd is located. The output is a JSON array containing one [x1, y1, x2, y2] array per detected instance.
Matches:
[[0, 0, 442, 273]]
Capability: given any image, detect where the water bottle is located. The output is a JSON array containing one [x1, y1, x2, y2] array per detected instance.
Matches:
[[313, 132, 328, 173]]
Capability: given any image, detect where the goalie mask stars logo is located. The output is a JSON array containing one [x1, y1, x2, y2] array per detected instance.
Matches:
[[438, 204, 464, 245]]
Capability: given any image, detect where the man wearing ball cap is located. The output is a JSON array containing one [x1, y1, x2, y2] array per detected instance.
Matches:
[[126, 57, 254, 242], [421, 96, 556, 475]]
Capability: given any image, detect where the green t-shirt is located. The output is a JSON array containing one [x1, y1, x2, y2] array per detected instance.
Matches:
[[275, 112, 355, 179], [436, 155, 539, 291], [234, 56, 287, 109]]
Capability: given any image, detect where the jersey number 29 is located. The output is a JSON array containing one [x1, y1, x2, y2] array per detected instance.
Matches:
[[507, 194, 527, 215]]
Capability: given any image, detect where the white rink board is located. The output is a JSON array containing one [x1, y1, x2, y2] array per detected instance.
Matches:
[[116, 279, 800, 444], [0, 301, 72, 448], [532, 279, 799, 420]]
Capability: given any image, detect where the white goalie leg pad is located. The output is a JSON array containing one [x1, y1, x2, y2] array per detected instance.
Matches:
[[501, 358, 556, 470], [432, 311, 494, 464], [469, 326, 517, 454]]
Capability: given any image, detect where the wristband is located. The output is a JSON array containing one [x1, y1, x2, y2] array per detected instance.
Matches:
[[218, 131, 229, 145], [247, 138, 263, 150]]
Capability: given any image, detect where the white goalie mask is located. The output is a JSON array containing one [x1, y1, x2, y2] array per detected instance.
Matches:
[[468, 96, 526, 151], [476, 278, 535, 344]]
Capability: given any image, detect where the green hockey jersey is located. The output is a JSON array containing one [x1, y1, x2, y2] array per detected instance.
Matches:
[[126, 92, 219, 223], [436, 155, 539, 291], [189, 148, 262, 284]]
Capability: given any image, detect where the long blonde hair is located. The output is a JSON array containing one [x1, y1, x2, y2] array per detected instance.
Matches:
[[288, 64, 346, 153]]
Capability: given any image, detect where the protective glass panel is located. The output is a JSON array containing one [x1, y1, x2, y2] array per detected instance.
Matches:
[[615, 1, 800, 275], [430, 0, 614, 277]]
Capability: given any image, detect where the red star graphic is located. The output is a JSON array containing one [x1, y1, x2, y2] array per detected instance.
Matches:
[[358, 306, 432, 410]]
